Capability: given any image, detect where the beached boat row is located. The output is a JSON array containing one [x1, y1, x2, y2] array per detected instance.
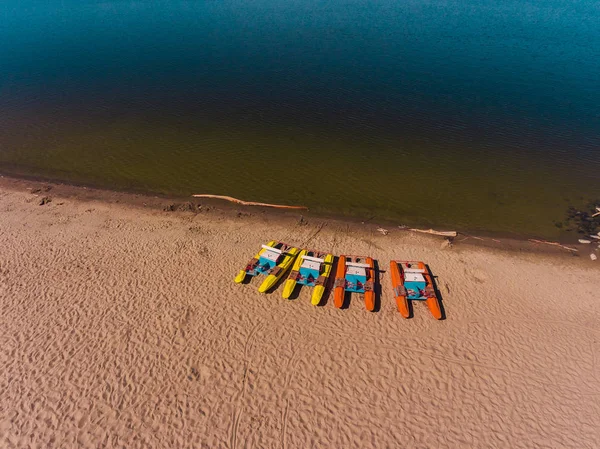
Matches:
[[234, 241, 442, 319]]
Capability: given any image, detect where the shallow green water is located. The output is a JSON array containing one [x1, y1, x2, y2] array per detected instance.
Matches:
[[1, 0, 599, 238]]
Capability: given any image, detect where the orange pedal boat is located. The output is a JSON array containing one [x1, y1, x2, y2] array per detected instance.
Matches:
[[333, 255, 376, 311], [389, 260, 441, 319]]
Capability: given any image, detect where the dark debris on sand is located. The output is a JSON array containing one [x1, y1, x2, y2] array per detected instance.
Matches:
[[561, 200, 600, 236], [163, 202, 203, 212]]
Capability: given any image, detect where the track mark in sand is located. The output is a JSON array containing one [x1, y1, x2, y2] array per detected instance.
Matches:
[[229, 321, 264, 449], [361, 238, 383, 251], [591, 340, 600, 383], [281, 397, 290, 449], [329, 225, 347, 256], [280, 339, 316, 449], [283, 347, 301, 390], [244, 322, 263, 364], [230, 407, 243, 449], [300, 222, 326, 248]]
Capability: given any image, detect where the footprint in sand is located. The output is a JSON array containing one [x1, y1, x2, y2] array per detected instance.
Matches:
[[188, 365, 211, 383], [466, 268, 488, 284]]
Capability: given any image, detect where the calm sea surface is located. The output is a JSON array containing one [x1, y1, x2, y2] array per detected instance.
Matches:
[[1, 0, 599, 237]]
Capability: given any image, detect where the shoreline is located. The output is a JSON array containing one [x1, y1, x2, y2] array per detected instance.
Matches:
[[0, 173, 597, 258]]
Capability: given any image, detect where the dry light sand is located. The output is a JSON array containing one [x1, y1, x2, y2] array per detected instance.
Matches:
[[1, 180, 599, 448]]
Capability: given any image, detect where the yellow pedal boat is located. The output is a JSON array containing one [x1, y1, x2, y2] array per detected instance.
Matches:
[[282, 250, 334, 305], [235, 241, 299, 293]]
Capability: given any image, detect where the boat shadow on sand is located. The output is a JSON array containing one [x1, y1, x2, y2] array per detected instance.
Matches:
[[426, 264, 447, 320]]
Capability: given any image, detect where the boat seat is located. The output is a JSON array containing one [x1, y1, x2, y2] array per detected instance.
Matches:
[[347, 266, 366, 276], [300, 259, 321, 271], [346, 261, 370, 268], [262, 244, 282, 253], [261, 249, 280, 262], [404, 272, 425, 283], [301, 255, 325, 263]]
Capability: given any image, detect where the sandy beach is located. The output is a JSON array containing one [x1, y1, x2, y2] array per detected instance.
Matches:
[[1, 178, 599, 448]]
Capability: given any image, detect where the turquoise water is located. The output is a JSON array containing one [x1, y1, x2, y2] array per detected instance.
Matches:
[[1, 0, 599, 237]]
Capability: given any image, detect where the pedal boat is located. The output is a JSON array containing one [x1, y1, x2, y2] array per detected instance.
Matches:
[[333, 255, 376, 311], [389, 260, 441, 319], [282, 250, 334, 305], [235, 241, 299, 293]]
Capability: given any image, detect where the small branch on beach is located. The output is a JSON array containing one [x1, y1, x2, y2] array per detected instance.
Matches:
[[409, 228, 458, 238], [191, 194, 308, 210], [593, 207, 600, 218], [376, 227, 389, 236], [528, 239, 578, 252]]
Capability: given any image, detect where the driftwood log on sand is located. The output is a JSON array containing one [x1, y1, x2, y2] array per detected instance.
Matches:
[[192, 194, 308, 210], [409, 228, 458, 238], [528, 239, 578, 252]]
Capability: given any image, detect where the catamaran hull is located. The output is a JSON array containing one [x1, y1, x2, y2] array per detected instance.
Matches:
[[282, 250, 308, 299], [311, 253, 334, 305], [364, 257, 375, 311], [333, 255, 346, 308], [419, 262, 442, 319], [390, 261, 410, 318], [258, 247, 299, 293]]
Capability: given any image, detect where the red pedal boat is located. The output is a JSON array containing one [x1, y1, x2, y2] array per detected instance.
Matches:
[[333, 255, 376, 311], [389, 260, 441, 319]]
